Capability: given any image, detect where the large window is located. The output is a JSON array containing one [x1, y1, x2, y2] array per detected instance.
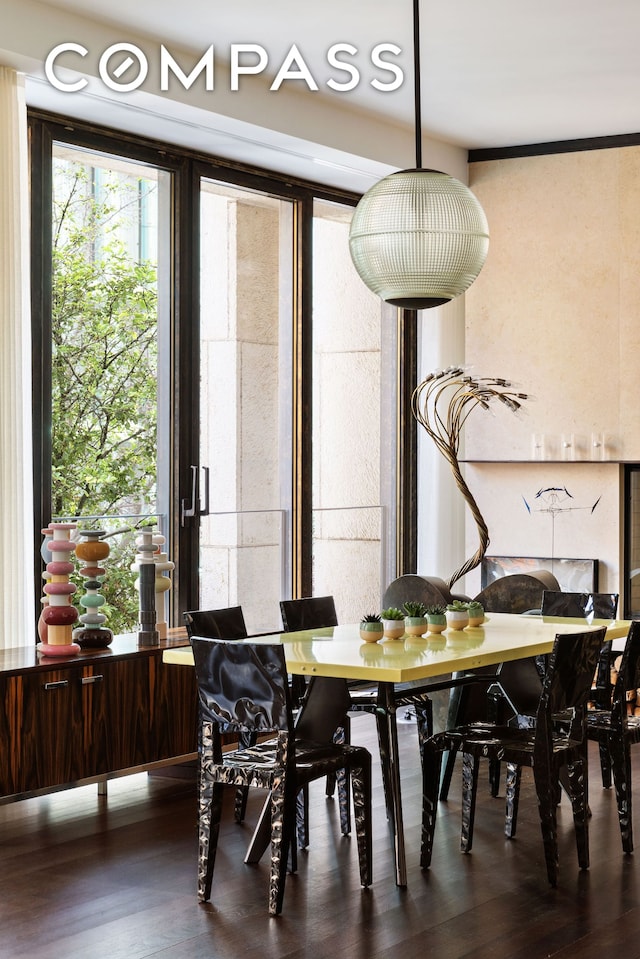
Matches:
[[30, 113, 409, 634], [46, 143, 169, 633]]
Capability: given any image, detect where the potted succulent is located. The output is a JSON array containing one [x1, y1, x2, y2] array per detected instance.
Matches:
[[467, 600, 485, 627], [425, 603, 447, 634], [359, 612, 384, 643], [446, 600, 470, 630], [381, 607, 406, 640], [403, 600, 428, 637]]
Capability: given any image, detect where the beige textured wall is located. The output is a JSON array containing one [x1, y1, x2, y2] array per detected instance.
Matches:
[[456, 146, 640, 600]]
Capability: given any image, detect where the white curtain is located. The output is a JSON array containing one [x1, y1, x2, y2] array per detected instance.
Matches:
[[0, 66, 35, 647]]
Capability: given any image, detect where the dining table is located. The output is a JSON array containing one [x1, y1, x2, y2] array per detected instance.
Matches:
[[163, 611, 631, 887]]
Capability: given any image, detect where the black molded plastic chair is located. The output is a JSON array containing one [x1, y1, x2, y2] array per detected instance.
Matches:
[[452, 589, 621, 800], [541, 590, 619, 620], [183, 606, 252, 823], [280, 595, 435, 824], [587, 620, 640, 853], [183, 605, 248, 640], [420, 626, 607, 887], [280, 596, 349, 841], [191, 636, 372, 915], [280, 595, 339, 632]]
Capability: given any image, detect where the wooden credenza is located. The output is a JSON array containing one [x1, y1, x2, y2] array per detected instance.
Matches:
[[0, 632, 198, 800]]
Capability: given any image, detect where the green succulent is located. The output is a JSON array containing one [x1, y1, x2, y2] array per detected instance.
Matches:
[[403, 601, 427, 618], [381, 607, 405, 621], [446, 600, 470, 612], [425, 604, 446, 616], [360, 612, 382, 623], [467, 601, 484, 612]]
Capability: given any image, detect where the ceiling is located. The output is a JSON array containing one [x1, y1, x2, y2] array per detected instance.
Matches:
[[18, 0, 640, 188], [31, 0, 640, 148]]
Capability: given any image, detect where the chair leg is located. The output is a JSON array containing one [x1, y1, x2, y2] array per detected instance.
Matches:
[[197, 725, 223, 903], [420, 740, 443, 868], [296, 785, 309, 848], [351, 755, 373, 887], [333, 719, 351, 835], [460, 752, 480, 853], [599, 741, 613, 789], [269, 779, 294, 916], [504, 762, 522, 838], [234, 785, 249, 823], [415, 699, 434, 746], [611, 736, 633, 854], [566, 754, 590, 871], [337, 765, 351, 835], [439, 748, 457, 801], [532, 762, 561, 887]]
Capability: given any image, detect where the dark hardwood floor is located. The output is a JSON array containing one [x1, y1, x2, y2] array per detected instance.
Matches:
[[1, 713, 639, 959]]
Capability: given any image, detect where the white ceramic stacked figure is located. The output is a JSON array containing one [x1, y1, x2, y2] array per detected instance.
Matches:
[[151, 530, 174, 639]]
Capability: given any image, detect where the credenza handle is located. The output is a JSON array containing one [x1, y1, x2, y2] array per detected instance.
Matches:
[[81, 674, 104, 685], [43, 680, 69, 690]]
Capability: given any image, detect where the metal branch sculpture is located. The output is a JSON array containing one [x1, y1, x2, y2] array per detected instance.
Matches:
[[412, 366, 528, 589]]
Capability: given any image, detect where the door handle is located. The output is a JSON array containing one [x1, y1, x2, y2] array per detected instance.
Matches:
[[181, 465, 209, 525]]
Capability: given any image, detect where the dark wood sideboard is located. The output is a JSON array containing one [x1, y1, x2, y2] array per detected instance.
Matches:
[[0, 631, 198, 801]]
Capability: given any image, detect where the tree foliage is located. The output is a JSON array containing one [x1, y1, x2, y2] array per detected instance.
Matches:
[[51, 160, 159, 632]]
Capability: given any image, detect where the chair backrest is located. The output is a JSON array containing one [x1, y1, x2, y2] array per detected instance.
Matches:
[[537, 626, 608, 726], [280, 596, 338, 632], [609, 620, 640, 728], [190, 636, 351, 747], [541, 590, 619, 620], [191, 636, 292, 734], [183, 606, 248, 640]]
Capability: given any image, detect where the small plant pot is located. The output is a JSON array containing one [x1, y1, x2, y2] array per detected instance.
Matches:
[[467, 613, 485, 627], [427, 616, 447, 634], [359, 622, 384, 643], [404, 616, 428, 637], [382, 619, 405, 640], [446, 609, 469, 631]]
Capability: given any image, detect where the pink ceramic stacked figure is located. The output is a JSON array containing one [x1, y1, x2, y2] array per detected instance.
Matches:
[[38, 522, 80, 656]]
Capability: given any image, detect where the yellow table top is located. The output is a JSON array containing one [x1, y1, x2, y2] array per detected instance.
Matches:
[[162, 612, 631, 684]]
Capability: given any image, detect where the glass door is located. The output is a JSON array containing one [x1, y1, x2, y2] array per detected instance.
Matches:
[[196, 179, 295, 634]]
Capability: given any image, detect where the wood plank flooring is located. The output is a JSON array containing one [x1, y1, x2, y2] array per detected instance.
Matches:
[[1, 713, 638, 959]]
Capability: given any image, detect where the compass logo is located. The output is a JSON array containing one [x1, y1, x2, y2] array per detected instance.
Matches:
[[44, 42, 404, 94]]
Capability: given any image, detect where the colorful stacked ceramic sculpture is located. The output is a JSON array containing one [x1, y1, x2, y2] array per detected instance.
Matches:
[[38, 521, 80, 656], [73, 529, 113, 648]]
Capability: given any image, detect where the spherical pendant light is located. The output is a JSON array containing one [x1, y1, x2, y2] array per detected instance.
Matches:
[[348, 0, 490, 310], [348, 168, 489, 310]]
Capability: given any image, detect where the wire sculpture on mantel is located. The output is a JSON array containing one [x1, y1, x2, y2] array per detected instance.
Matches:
[[412, 366, 529, 589]]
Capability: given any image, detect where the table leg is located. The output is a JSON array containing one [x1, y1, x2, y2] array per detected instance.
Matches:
[[379, 682, 407, 887]]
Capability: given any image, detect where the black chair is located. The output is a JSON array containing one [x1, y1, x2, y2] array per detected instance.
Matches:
[[183, 605, 248, 640], [279, 596, 349, 841], [190, 636, 372, 915], [587, 620, 640, 853], [541, 590, 619, 620], [280, 595, 435, 825], [420, 626, 607, 887], [183, 606, 253, 823], [444, 589, 621, 801]]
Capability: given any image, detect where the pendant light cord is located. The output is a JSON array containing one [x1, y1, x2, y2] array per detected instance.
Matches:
[[413, 0, 422, 169]]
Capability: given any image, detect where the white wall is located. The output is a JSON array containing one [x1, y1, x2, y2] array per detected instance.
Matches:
[[460, 146, 640, 606]]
